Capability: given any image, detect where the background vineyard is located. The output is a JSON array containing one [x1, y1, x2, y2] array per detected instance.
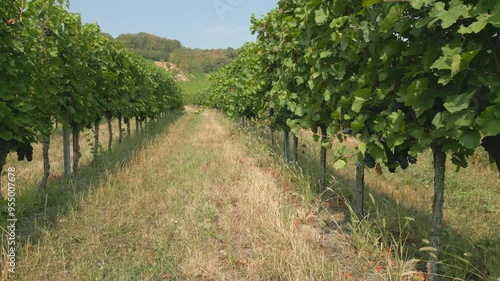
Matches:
[[0, 0, 183, 183], [1, 1, 184, 277]]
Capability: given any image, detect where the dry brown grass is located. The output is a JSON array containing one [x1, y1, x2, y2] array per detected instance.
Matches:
[[175, 110, 334, 280], [264, 128, 500, 279], [3, 108, 448, 281], [2, 109, 426, 280], [2, 118, 128, 196]]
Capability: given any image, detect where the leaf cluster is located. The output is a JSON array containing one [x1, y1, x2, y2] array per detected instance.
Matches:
[[208, 0, 499, 171], [0, 0, 183, 157]]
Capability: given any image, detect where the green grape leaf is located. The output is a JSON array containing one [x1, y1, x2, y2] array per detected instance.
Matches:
[[49, 49, 58, 57], [313, 134, 320, 142], [410, 0, 435, 9], [461, 49, 480, 64], [330, 16, 349, 28], [295, 106, 304, 117], [490, 8, 500, 28], [458, 13, 491, 34], [332, 0, 349, 16], [430, 46, 461, 71], [381, 5, 404, 32], [458, 128, 481, 149], [0, 127, 14, 141], [401, 80, 435, 117], [351, 88, 371, 113], [315, 9, 328, 24], [429, 0, 471, 28], [454, 111, 474, 127], [387, 111, 404, 132], [351, 114, 368, 133], [432, 112, 445, 129], [333, 159, 347, 169], [444, 90, 474, 113], [373, 116, 386, 132], [324, 90, 331, 102], [358, 142, 367, 154], [367, 139, 387, 161], [284, 58, 294, 68], [362, 0, 381, 7], [430, 46, 476, 83], [320, 51, 332, 58], [380, 41, 401, 62], [386, 134, 406, 148], [476, 105, 500, 136]]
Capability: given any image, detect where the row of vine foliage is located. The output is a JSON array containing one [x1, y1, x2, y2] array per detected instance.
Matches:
[[208, 0, 499, 279], [0, 0, 183, 185]]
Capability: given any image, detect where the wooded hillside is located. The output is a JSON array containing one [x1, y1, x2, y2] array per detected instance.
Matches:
[[116, 32, 236, 74]]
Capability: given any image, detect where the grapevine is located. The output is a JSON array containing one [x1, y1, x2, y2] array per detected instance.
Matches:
[[0, 0, 183, 184], [208, 0, 499, 279]]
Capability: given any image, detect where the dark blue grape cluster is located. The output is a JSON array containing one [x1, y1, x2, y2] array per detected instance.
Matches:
[[268, 107, 274, 117], [408, 156, 417, 164], [363, 153, 376, 168], [44, 27, 53, 37], [482, 135, 500, 172], [364, 144, 417, 173], [16, 144, 33, 162]]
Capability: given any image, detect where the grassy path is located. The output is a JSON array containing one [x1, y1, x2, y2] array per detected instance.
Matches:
[[15, 109, 369, 280]]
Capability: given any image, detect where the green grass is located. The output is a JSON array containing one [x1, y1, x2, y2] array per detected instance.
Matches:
[[179, 73, 210, 106]]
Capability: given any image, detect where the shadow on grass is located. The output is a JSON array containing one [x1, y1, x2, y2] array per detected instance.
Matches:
[[243, 123, 498, 281], [6, 110, 184, 252]]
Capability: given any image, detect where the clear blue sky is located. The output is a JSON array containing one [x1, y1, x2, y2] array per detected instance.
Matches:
[[68, 0, 278, 49]]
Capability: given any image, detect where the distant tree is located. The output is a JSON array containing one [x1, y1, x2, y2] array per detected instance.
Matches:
[[116, 32, 182, 61], [116, 32, 237, 73]]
